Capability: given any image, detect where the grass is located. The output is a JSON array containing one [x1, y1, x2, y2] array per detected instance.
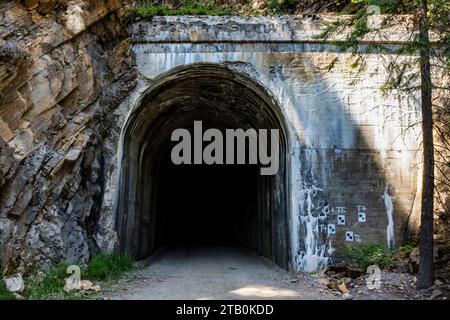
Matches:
[[0, 278, 17, 300], [341, 242, 398, 270], [24, 262, 81, 300], [133, 1, 234, 17], [0, 252, 134, 300], [87, 252, 134, 280]]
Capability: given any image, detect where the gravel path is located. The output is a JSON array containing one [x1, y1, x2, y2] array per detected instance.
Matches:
[[103, 246, 337, 300], [101, 246, 425, 300]]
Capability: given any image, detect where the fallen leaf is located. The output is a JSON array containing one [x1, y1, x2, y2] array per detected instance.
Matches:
[[338, 282, 350, 294]]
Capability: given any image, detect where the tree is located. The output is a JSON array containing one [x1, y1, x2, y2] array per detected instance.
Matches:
[[416, 0, 434, 290], [316, 0, 450, 288]]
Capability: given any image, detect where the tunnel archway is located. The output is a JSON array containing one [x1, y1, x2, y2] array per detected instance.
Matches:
[[116, 64, 291, 268]]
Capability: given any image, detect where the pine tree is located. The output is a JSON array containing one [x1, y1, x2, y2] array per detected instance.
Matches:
[[316, 0, 450, 288]]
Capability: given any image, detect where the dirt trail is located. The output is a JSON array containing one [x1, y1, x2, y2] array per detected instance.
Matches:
[[102, 246, 424, 300], [103, 246, 336, 300]]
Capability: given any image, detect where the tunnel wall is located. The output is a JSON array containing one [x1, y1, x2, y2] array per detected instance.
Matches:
[[0, 9, 423, 274], [130, 16, 422, 271], [115, 65, 291, 267], [102, 16, 422, 272]]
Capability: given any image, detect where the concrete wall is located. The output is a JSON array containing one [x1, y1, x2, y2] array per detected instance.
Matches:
[[104, 16, 422, 272]]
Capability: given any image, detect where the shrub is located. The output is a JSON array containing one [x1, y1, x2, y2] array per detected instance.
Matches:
[[341, 242, 397, 270], [133, 1, 234, 17], [396, 244, 415, 259]]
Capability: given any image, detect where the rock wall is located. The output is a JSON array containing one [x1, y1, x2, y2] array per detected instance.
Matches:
[[0, 0, 136, 273]]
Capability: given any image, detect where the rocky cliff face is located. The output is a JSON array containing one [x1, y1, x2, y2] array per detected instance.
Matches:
[[0, 0, 136, 273]]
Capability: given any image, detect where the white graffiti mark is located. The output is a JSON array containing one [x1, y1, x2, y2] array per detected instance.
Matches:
[[320, 205, 330, 218], [327, 224, 336, 235], [383, 185, 395, 249], [357, 206, 366, 213], [336, 207, 346, 214], [357, 206, 367, 222], [345, 231, 354, 241], [296, 148, 330, 272], [337, 215, 346, 226], [358, 212, 366, 223], [327, 240, 334, 256]]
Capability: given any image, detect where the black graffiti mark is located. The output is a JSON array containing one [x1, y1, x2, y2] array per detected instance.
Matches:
[[269, 65, 288, 81]]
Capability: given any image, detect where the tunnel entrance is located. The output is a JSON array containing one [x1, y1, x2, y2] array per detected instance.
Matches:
[[117, 64, 291, 268]]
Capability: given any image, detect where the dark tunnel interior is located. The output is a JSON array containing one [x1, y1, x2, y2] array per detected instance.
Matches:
[[154, 144, 260, 250], [117, 65, 290, 268]]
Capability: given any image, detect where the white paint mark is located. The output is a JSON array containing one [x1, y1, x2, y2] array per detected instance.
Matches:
[[327, 240, 334, 256], [336, 207, 346, 214], [358, 212, 366, 223], [383, 185, 395, 249], [327, 224, 336, 235], [345, 231, 354, 241], [290, 147, 302, 270], [357, 206, 367, 223], [296, 149, 330, 272]]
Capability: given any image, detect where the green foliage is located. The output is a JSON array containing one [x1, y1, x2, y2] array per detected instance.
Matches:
[[396, 239, 418, 259], [24, 262, 81, 300], [0, 279, 17, 300], [0, 253, 133, 300], [314, 0, 450, 94], [87, 252, 134, 280], [397, 243, 415, 259], [341, 242, 398, 269], [133, 1, 234, 16], [267, 0, 298, 14]]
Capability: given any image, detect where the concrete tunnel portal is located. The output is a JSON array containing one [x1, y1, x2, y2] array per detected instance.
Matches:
[[116, 64, 291, 269]]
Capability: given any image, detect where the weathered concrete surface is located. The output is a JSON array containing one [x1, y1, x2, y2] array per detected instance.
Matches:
[[0, 0, 136, 273], [132, 15, 416, 43], [114, 64, 291, 268], [100, 16, 422, 272], [1, 11, 425, 274]]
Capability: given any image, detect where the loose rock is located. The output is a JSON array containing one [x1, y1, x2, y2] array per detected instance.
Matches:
[[430, 289, 442, 300], [342, 293, 353, 300], [4, 274, 24, 293], [80, 280, 94, 291], [434, 279, 443, 286], [318, 278, 330, 286]]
